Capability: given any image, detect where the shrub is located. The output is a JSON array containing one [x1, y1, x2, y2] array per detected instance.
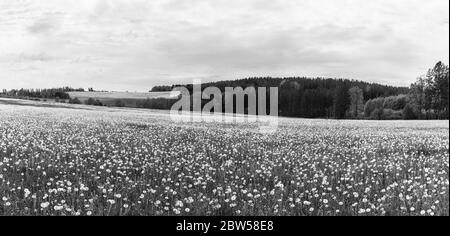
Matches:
[[364, 97, 385, 117], [69, 98, 82, 104], [115, 100, 126, 107], [85, 98, 96, 105], [381, 109, 403, 120], [93, 100, 103, 106], [403, 104, 419, 120], [383, 95, 409, 110], [85, 98, 103, 106], [369, 108, 384, 120]]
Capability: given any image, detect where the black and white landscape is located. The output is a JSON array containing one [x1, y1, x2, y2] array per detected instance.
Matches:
[[0, 0, 448, 217]]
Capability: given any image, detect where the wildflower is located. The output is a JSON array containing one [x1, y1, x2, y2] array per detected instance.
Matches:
[[175, 200, 184, 208], [24, 189, 31, 198], [40, 202, 50, 208]]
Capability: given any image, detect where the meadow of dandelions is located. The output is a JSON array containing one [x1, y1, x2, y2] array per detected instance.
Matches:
[[0, 102, 448, 216]]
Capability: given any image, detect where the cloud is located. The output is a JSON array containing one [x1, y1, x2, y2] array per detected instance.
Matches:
[[0, 0, 448, 91], [16, 52, 54, 62], [27, 19, 57, 34]]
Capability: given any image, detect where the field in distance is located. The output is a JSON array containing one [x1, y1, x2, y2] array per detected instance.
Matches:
[[67, 91, 178, 100], [66, 91, 179, 107], [0, 98, 448, 216]]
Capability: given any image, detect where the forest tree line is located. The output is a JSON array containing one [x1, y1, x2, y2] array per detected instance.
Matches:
[[0, 87, 84, 100], [149, 61, 448, 120], [1, 62, 448, 120], [149, 76, 411, 119], [361, 61, 448, 120]]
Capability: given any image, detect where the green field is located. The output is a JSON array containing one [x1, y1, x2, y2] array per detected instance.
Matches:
[[66, 91, 178, 107], [0, 98, 448, 216]]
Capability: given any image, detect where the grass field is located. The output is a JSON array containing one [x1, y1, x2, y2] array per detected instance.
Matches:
[[0, 98, 448, 216], [67, 91, 178, 100], [67, 91, 179, 107]]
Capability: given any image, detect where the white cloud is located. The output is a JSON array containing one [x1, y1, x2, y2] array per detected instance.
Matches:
[[0, 0, 448, 91]]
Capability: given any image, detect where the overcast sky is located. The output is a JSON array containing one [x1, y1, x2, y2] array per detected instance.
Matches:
[[0, 0, 448, 91]]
